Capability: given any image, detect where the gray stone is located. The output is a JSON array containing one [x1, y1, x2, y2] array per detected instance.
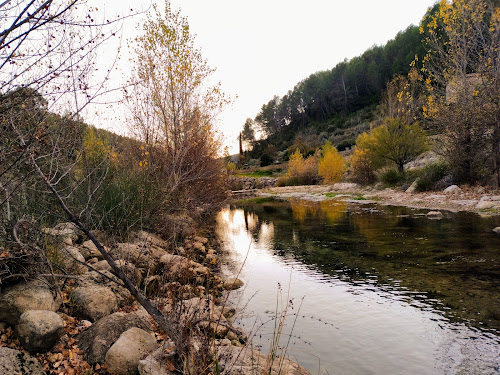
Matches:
[[60, 245, 86, 273], [0, 280, 61, 325], [0, 347, 45, 375], [405, 179, 419, 194], [80, 270, 133, 307], [105, 327, 157, 375], [493, 227, 500, 234], [476, 200, 497, 210], [15, 310, 64, 353], [443, 185, 461, 194], [73, 285, 118, 321], [78, 311, 153, 364]]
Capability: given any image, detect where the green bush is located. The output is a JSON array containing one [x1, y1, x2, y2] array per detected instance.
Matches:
[[378, 167, 404, 185], [414, 162, 450, 192]]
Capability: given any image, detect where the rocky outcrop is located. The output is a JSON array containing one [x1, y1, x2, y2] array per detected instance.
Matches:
[[15, 310, 64, 352], [0, 347, 45, 375], [105, 327, 158, 375], [0, 280, 61, 325]]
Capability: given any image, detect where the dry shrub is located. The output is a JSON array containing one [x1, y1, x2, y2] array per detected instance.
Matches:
[[349, 147, 376, 184]]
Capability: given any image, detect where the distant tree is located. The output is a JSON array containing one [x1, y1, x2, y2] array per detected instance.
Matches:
[[357, 118, 428, 173], [241, 118, 256, 150], [318, 141, 346, 184]]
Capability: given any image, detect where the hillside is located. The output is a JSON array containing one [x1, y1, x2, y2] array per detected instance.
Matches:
[[245, 18, 431, 165]]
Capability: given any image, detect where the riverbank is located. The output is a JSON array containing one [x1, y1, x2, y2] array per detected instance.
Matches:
[[254, 182, 500, 216], [0, 222, 310, 375]]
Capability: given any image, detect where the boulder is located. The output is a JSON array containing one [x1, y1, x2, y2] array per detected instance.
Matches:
[[105, 327, 157, 375], [217, 345, 310, 375], [443, 185, 461, 194], [60, 245, 86, 273], [223, 278, 244, 291], [15, 310, 64, 353], [0, 347, 45, 375], [72, 285, 118, 321], [78, 311, 153, 364], [80, 270, 133, 307], [0, 280, 61, 325]]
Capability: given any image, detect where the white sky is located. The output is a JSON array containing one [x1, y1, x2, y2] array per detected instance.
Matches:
[[88, 0, 437, 153]]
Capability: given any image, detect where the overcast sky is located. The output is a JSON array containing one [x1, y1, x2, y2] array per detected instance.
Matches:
[[90, 0, 437, 153]]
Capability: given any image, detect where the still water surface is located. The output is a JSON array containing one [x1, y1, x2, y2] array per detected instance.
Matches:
[[216, 198, 500, 375]]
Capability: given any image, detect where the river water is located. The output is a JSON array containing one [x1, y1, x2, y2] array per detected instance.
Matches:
[[216, 198, 500, 375]]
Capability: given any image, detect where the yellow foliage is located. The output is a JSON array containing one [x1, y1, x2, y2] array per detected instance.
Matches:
[[317, 142, 346, 184]]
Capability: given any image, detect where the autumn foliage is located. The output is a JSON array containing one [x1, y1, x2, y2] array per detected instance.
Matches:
[[318, 142, 346, 184]]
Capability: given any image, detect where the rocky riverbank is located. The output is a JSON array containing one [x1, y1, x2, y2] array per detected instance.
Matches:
[[0, 222, 310, 375], [253, 182, 500, 216]]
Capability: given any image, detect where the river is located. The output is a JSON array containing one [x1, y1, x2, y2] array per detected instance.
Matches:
[[216, 198, 500, 375]]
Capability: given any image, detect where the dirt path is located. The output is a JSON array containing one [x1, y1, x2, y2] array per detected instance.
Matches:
[[257, 183, 500, 215]]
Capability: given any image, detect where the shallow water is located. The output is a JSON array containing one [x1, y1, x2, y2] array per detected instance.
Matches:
[[216, 199, 500, 375]]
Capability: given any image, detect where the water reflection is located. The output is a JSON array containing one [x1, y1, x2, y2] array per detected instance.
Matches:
[[217, 199, 500, 375]]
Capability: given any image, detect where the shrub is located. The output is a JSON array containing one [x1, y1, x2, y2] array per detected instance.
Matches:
[[318, 141, 346, 184], [349, 147, 376, 184], [277, 149, 319, 186], [414, 162, 451, 192], [378, 167, 404, 185]]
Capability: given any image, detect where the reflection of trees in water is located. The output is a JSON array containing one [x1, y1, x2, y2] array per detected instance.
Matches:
[[232, 201, 500, 332], [289, 198, 346, 225]]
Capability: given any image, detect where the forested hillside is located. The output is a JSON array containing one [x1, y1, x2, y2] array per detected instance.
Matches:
[[244, 14, 430, 163]]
